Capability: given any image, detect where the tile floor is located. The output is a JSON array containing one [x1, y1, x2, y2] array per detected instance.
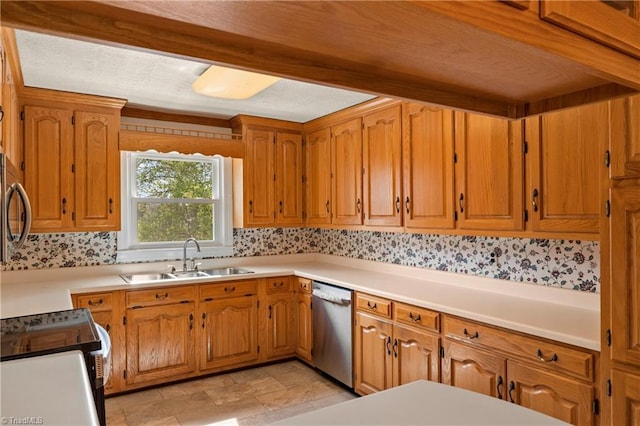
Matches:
[[105, 360, 357, 425]]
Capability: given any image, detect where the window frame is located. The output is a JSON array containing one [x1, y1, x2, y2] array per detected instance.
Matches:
[[116, 151, 233, 263]]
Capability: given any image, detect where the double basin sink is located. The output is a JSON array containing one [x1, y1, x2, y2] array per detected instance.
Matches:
[[120, 267, 253, 283]]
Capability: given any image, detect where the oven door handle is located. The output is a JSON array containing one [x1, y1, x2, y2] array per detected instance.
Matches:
[[312, 289, 351, 306], [7, 182, 32, 248]]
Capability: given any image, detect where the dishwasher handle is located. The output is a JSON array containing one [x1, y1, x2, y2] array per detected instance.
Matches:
[[313, 289, 351, 306]]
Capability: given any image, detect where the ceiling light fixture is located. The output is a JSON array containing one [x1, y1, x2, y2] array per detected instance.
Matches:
[[192, 65, 281, 99]]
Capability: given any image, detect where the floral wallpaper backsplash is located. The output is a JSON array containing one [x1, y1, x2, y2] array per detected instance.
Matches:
[[3, 228, 600, 293]]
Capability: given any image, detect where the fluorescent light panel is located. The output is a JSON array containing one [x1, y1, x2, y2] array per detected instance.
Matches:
[[192, 65, 280, 99]]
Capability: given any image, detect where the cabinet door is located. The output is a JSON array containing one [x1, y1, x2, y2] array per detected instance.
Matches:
[[276, 132, 303, 225], [392, 324, 440, 387], [455, 112, 524, 231], [363, 105, 402, 226], [540, 0, 640, 58], [74, 111, 119, 230], [245, 127, 275, 226], [354, 312, 393, 395], [610, 94, 640, 178], [611, 369, 640, 426], [295, 292, 313, 363], [527, 102, 604, 234], [2, 64, 22, 181], [332, 118, 363, 225], [264, 292, 296, 359], [402, 103, 455, 230], [126, 303, 196, 385], [611, 186, 640, 365], [200, 296, 258, 371], [441, 340, 507, 399], [305, 127, 332, 225], [507, 360, 594, 426], [24, 105, 74, 231]]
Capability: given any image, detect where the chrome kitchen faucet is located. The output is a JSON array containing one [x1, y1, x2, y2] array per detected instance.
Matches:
[[182, 237, 201, 272]]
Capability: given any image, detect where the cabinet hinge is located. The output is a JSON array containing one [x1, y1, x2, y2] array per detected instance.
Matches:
[[273, 174, 276, 182], [71, 164, 75, 173], [605, 200, 611, 218], [604, 150, 610, 168], [453, 153, 457, 163], [606, 379, 612, 397], [592, 398, 600, 415], [439, 347, 445, 358], [71, 116, 75, 125], [257, 345, 260, 354], [523, 209, 528, 222], [20, 111, 24, 120], [257, 300, 260, 309], [302, 175, 306, 184], [123, 316, 127, 326], [454, 211, 458, 221], [310, 301, 312, 310], [72, 212, 76, 221], [302, 212, 307, 220], [123, 370, 127, 379], [523, 141, 528, 154], [606, 329, 612, 346]]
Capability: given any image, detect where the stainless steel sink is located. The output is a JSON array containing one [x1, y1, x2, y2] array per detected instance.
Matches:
[[120, 267, 253, 283]]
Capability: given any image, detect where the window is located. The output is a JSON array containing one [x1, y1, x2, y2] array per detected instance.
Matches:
[[117, 151, 233, 263]]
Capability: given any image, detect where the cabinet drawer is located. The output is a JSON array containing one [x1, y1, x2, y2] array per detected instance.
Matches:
[[265, 277, 293, 294], [297, 278, 312, 294], [75, 292, 113, 311], [126, 286, 195, 308], [393, 302, 439, 333], [355, 293, 392, 319], [200, 280, 257, 300], [442, 316, 595, 381]]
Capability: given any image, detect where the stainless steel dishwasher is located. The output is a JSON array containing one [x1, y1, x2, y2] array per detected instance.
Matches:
[[312, 281, 353, 388]]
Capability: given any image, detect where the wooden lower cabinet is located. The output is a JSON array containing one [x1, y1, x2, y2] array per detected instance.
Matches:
[[263, 291, 296, 359], [295, 291, 313, 364], [610, 369, 640, 426], [199, 295, 258, 371], [392, 323, 440, 387], [125, 303, 196, 386]]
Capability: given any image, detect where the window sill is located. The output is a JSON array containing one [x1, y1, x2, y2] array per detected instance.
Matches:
[[116, 246, 233, 264]]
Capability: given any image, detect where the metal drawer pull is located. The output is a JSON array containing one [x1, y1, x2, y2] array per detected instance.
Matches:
[[155, 292, 168, 299], [408, 312, 421, 322], [273, 281, 284, 288], [463, 328, 479, 339], [367, 301, 377, 310], [224, 286, 236, 293], [88, 298, 103, 307], [536, 349, 558, 363], [497, 376, 503, 399]]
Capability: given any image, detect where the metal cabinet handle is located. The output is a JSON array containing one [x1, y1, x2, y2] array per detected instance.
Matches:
[[497, 376, 504, 399], [155, 292, 168, 300], [269, 305, 272, 319], [393, 338, 398, 358], [279, 200, 283, 213], [356, 198, 361, 213], [108, 198, 113, 214], [459, 193, 464, 213], [273, 281, 284, 288], [405, 196, 410, 214], [408, 312, 421, 322], [536, 349, 558, 363], [325, 200, 330, 213], [189, 313, 193, 330], [395, 196, 400, 213], [367, 301, 377, 310], [532, 189, 539, 212], [62, 197, 67, 214], [0, 106, 4, 122], [463, 328, 479, 339], [88, 298, 103, 307], [249, 200, 253, 213], [224, 286, 236, 293], [508, 381, 515, 403], [202, 312, 206, 328], [386, 336, 392, 355]]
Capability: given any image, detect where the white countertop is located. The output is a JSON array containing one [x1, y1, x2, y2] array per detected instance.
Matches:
[[0, 350, 99, 426], [0, 253, 600, 350], [274, 380, 569, 425]]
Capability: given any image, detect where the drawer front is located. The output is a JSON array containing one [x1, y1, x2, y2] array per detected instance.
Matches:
[[199, 279, 258, 300], [126, 286, 195, 308], [76, 292, 113, 311], [297, 278, 312, 294], [265, 276, 293, 294], [355, 292, 392, 319], [442, 316, 595, 381], [393, 302, 439, 333]]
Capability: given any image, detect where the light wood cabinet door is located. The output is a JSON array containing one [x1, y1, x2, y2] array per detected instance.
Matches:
[[540, 0, 640, 58], [455, 112, 524, 231], [295, 291, 313, 363], [125, 303, 196, 385], [441, 339, 507, 399], [305, 127, 332, 225], [610, 94, 640, 178], [611, 186, 640, 366], [245, 127, 275, 226], [526, 102, 604, 234], [24, 105, 74, 231], [362, 105, 402, 226], [507, 360, 594, 426], [74, 111, 119, 230], [354, 312, 393, 395], [199, 296, 258, 371], [392, 324, 440, 387], [402, 103, 455, 230], [331, 118, 363, 225], [2, 57, 22, 180], [264, 291, 296, 359], [275, 132, 303, 225], [611, 369, 640, 426]]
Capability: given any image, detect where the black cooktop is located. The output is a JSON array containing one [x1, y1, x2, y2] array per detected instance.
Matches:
[[0, 308, 101, 361]]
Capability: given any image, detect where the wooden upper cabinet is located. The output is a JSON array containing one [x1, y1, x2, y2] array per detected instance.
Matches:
[[74, 111, 119, 230], [362, 105, 402, 227], [610, 94, 640, 178], [541, 0, 640, 59], [526, 102, 604, 234], [275, 132, 303, 225], [245, 127, 276, 226], [305, 127, 332, 225], [402, 103, 455, 230], [455, 112, 524, 231], [24, 106, 74, 231], [331, 118, 363, 226]]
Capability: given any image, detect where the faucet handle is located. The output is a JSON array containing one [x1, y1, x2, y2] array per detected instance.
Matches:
[[189, 258, 201, 271], [168, 265, 176, 273]]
